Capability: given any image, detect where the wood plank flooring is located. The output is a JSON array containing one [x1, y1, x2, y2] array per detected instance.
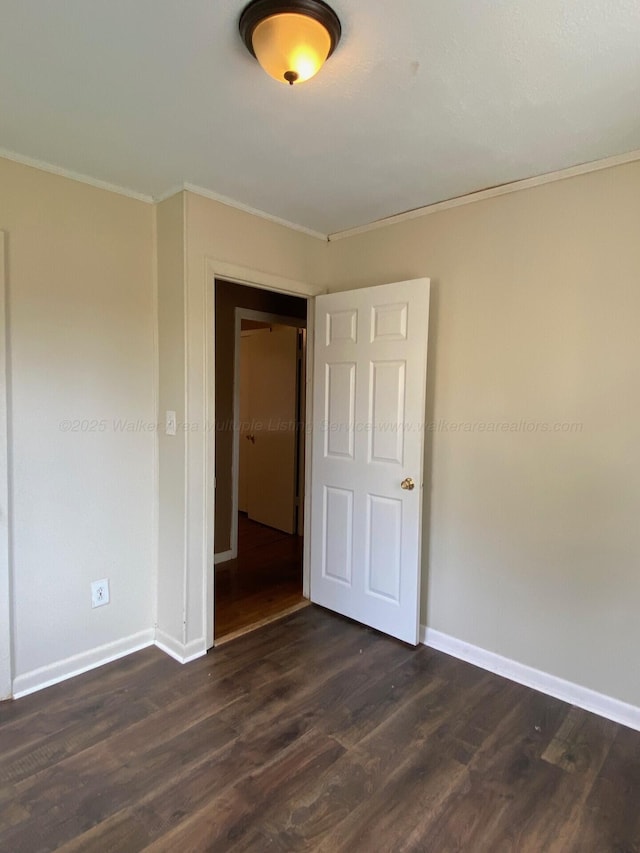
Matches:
[[1, 605, 639, 851], [215, 513, 304, 640]]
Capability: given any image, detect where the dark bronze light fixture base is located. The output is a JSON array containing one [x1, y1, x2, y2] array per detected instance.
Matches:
[[239, 0, 342, 61]]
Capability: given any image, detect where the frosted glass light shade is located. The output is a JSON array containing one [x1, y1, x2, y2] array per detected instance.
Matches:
[[252, 13, 332, 84]]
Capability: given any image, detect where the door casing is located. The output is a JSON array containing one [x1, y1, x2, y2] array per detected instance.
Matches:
[[206, 264, 317, 648]]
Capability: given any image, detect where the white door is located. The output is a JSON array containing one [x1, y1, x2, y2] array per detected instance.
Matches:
[[310, 279, 430, 645], [245, 326, 299, 534]]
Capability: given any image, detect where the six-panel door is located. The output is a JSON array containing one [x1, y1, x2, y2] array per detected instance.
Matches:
[[310, 279, 430, 645]]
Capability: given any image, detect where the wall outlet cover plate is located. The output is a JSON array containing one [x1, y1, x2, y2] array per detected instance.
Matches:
[[91, 578, 110, 608]]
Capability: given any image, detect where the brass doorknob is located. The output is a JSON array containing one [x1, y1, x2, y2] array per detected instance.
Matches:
[[401, 477, 415, 491]]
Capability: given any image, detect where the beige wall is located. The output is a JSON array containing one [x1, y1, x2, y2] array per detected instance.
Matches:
[[0, 157, 156, 686], [3, 149, 639, 712], [328, 161, 640, 707], [156, 193, 186, 643], [185, 191, 328, 645], [154, 190, 328, 652]]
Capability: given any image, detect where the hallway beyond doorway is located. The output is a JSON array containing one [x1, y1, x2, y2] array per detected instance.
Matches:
[[214, 513, 306, 642]]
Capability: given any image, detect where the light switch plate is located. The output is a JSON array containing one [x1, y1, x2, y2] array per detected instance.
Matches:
[[165, 410, 177, 436]]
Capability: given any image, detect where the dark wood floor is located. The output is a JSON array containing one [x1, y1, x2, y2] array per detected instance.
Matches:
[[215, 513, 304, 640], [1, 606, 639, 852]]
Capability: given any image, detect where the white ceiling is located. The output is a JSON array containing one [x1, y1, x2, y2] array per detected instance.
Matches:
[[1, 0, 639, 235]]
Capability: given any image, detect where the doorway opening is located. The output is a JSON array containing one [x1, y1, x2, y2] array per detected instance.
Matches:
[[213, 281, 308, 642]]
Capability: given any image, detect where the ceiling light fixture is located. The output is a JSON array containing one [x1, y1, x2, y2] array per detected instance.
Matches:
[[239, 0, 342, 86]]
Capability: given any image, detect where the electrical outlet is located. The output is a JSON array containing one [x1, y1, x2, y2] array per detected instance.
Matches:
[[91, 578, 110, 608]]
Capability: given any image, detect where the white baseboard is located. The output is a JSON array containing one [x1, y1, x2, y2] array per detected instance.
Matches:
[[12, 629, 155, 699], [214, 549, 235, 565], [421, 626, 640, 733], [154, 629, 207, 664]]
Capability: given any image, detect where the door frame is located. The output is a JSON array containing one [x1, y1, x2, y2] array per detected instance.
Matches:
[[204, 260, 319, 648], [221, 308, 306, 565]]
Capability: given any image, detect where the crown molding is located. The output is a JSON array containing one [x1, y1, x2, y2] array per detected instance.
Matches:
[[181, 183, 329, 241], [328, 148, 640, 242], [153, 183, 329, 242], [0, 147, 154, 204], [153, 184, 187, 204], [0, 148, 328, 238], [3, 145, 639, 243]]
